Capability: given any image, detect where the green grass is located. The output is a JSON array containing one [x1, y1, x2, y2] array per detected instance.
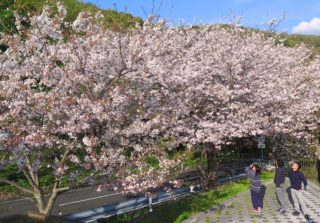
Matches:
[[100, 171, 274, 223], [302, 164, 320, 186], [281, 34, 320, 55]]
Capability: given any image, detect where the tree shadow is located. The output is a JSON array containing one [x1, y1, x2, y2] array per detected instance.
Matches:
[[286, 187, 294, 207], [260, 184, 267, 208], [317, 159, 320, 184], [0, 214, 81, 223]]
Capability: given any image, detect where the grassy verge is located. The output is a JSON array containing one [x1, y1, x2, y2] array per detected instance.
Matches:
[[100, 171, 274, 223], [302, 164, 320, 187]]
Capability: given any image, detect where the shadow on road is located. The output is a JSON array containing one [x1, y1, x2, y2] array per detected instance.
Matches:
[[0, 214, 81, 223], [260, 184, 267, 208], [286, 187, 294, 207]]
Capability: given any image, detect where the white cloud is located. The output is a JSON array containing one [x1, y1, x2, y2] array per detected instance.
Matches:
[[292, 17, 320, 35]]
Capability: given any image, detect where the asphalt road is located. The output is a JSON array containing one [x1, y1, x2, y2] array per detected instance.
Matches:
[[0, 159, 252, 219], [0, 186, 125, 218]]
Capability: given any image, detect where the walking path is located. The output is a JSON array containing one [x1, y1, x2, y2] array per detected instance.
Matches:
[[184, 180, 320, 223]]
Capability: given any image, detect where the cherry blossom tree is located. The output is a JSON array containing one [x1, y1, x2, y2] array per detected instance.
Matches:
[[1, 2, 320, 218], [0, 3, 145, 217], [0, 3, 182, 217], [123, 22, 320, 189]]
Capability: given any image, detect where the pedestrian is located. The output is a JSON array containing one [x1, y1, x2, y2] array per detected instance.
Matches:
[[274, 159, 287, 214], [246, 163, 263, 212], [288, 160, 310, 220]]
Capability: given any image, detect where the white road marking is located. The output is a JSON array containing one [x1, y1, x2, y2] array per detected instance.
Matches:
[[0, 197, 35, 204], [59, 192, 122, 207], [0, 187, 115, 204]]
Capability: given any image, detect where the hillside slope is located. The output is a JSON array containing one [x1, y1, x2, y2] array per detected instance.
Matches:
[[0, 0, 143, 33]]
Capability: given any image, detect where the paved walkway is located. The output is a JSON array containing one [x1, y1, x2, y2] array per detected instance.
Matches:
[[184, 180, 320, 223]]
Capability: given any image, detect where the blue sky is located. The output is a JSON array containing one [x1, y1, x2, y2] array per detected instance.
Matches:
[[83, 0, 320, 35]]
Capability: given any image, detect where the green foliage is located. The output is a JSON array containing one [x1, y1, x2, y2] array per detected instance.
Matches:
[[281, 34, 320, 55], [261, 171, 275, 182], [0, 165, 24, 181], [55, 60, 65, 68], [282, 34, 320, 47], [0, 0, 143, 34], [39, 174, 54, 188], [300, 159, 319, 186], [144, 155, 160, 169], [183, 156, 198, 168], [217, 137, 261, 163], [0, 162, 56, 191], [0, 0, 16, 33], [6, 115, 15, 124], [182, 148, 207, 168], [99, 208, 150, 223], [0, 165, 30, 193]]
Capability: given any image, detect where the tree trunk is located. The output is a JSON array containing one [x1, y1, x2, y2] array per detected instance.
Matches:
[[197, 164, 209, 191], [206, 146, 218, 188], [269, 136, 278, 161], [0, 150, 71, 218], [28, 181, 69, 217], [34, 189, 46, 215], [197, 144, 218, 190]]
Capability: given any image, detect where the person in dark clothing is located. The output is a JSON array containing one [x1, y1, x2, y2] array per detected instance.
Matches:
[[274, 159, 287, 214], [246, 163, 263, 212], [288, 161, 310, 220]]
